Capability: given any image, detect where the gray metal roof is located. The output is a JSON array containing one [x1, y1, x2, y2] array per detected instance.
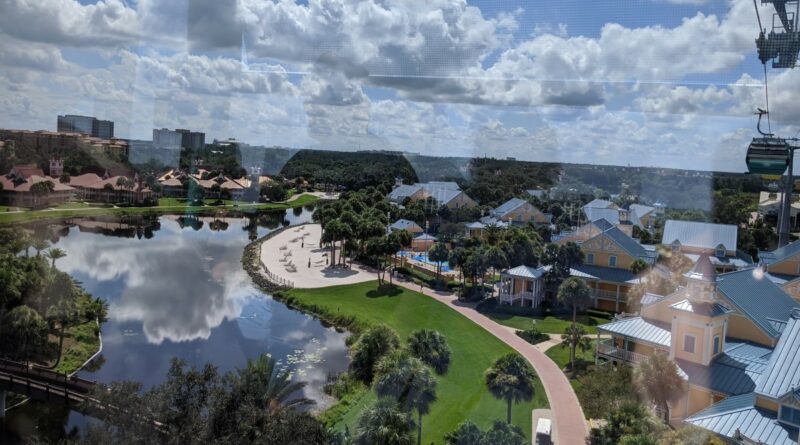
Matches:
[[716, 269, 798, 339], [584, 198, 615, 209], [662, 220, 738, 252], [592, 218, 615, 231], [570, 263, 639, 284], [584, 207, 621, 225], [491, 198, 528, 218], [755, 310, 800, 399], [629, 203, 655, 219], [388, 184, 421, 201], [503, 265, 547, 279], [686, 393, 798, 445], [670, 299, 730, 317], [414, 233, 437, 241], [390, 219, 422, 231], [759, 239, 800, 266], [597, 316, 671, 347], [641, 292, 664, 306]]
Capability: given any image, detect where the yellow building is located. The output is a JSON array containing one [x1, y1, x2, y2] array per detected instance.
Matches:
[[570, 224, 657, 312], [597, 255, 800, 443]]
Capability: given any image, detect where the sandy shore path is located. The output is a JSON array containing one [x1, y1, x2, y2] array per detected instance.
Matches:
[[259, 223, 375, 288]]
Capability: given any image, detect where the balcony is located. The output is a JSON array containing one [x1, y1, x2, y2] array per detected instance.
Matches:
[[589, 289, 623, 301], [596, 339, 648, 364], [498, 291, 543, 307]]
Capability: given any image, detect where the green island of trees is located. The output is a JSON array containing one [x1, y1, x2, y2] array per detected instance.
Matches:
[[0, 227, 107, 374]]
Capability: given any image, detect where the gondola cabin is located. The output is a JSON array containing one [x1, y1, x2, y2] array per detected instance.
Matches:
[[746, 137, 790, 175]]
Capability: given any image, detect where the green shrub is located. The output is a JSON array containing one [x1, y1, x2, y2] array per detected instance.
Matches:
[[515, 327, 549, 345]]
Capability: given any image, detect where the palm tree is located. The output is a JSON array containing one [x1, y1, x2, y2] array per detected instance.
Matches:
[[483, 245, 508, 286], [354, 397, 415, 445], [236, 353, 315, 412], [45, 247, 66, 268], [373, 351, 437, 445], [407, 329, 451, 374], [46, 298, 80, 368], [634, 353, 684, 423], [32, 238, 49, 257], [428, 242, 450, 283], [557, 277, 592, 323], [560, 323, 592, 371], [485, 353, 537, 424], [448, 247, 467, 291], [630, 259, 649, 277]]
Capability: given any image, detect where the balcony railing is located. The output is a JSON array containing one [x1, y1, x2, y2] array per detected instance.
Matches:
[[589, 289, 624, 301], [498, 291, 543, 306], [596, 339, 648, 364]]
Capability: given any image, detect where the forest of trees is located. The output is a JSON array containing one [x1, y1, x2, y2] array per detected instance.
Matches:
[[281, 150, 419, 191]]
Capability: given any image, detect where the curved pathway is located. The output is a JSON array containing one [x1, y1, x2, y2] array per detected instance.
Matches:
[[395, 280, 589, 444]]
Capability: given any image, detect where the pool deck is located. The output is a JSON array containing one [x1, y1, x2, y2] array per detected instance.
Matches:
[[259, 223, 375, 289]]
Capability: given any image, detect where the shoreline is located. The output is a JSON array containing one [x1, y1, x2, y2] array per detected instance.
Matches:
[[0, 194, 320, 226]]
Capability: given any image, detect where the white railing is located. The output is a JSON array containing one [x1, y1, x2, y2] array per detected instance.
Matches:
[[257, 240, 294, 288], [590, 289, 622, 301], [498, 291, 544, 307], [596, 339, 648, 364]]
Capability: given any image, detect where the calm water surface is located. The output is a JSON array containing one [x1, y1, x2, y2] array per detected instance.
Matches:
[[2, 207, 350, 442]]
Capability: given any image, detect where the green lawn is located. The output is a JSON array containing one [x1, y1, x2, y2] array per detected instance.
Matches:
[[51, 201, 98, 210], [285, 282, 548, 443], [480, 311, 612, 334], [544, 340, 597, 370], [0, 194, 320, 225]]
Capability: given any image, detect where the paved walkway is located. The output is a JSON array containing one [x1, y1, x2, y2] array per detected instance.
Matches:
[[260, 223, 375, 288], [394, 279, 589, 444]]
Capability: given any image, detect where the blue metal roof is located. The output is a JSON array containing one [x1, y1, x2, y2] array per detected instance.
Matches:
[[716, 269, 798, 339], [597, 316, 671, 347], [388, 184, 421, 201], [414, 233, 437, 241], [676, 345, 769, 396], [755, 311, 800, 399], [597, 226, 652, 261], [570, 264, 639, 284], [662, 220, 738, 252], [686, 393, 799, 445], [629, 204, 655, 219], [759, 239, 800, 266], [584, 198, 615, 209]]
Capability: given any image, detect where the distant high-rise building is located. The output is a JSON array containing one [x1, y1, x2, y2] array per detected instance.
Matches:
[[175, 129, 205, 150], [57, 114, 114, 138], [152, 128, 205, 150], [152, 128, 183, 149]]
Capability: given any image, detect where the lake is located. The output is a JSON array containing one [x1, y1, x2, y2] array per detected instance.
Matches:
[[1, 207, 350, 442]]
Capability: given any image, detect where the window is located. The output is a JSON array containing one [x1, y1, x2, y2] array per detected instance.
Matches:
[[715, 246, 725, 257], [683, 334, 696, 354], [780, 405, 800, 426], [608, 256, 617, 267], [713, 336, 721, 355], [586, 253, 594, 265], [671, 242, 681, 252]]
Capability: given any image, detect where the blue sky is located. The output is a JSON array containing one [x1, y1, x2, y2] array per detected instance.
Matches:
[[0, 0, 798, 172]]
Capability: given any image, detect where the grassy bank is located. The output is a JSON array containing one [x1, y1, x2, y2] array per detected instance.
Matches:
[[0, 194, 319, 225], [280, 282, 548, 443], [52, 320, 101, 375], [479, 310, 612, 334]]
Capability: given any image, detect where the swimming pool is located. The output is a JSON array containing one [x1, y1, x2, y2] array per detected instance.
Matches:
[[400, 251, 451, 272]]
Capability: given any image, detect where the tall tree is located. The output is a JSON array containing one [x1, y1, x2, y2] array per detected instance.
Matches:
[[557, 277, 592, 323], [45, 247, 67, 268], [484, 353, 537, 424], [354, 397, 415, 445], [407, 329, 451, 374], [349, 325, 401, 383], [560, 323, 592, 371], [373, 351, 437, 445], [428, 242, 450, 283], [31, 238, 50, 257], [634, 353, 684, 423], [46, 297, 81, 368]]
